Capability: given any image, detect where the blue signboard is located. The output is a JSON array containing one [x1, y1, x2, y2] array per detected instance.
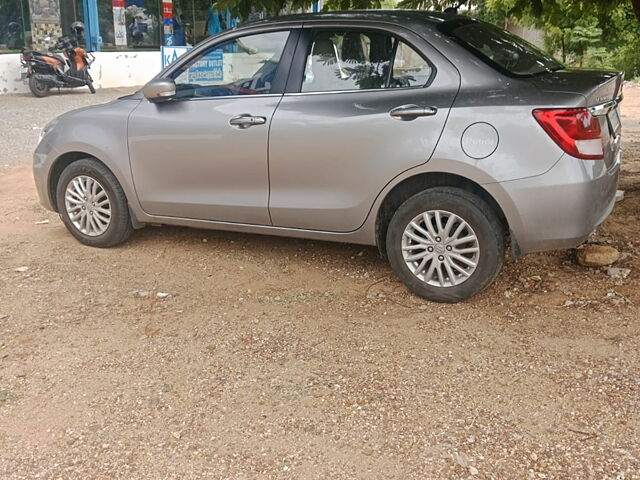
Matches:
[[187, 50, 224, 83], [161, 45, 192, 69]]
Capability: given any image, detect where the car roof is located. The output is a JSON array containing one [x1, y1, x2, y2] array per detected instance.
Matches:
[[241, 9, 469, 29]]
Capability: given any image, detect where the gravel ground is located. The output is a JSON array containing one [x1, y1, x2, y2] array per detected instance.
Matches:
[[0, 86, 639, 479]]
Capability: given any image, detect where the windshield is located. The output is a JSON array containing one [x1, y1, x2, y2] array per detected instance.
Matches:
[[439, 19, 563, 77]]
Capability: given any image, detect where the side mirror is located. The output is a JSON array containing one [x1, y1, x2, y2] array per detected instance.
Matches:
[[143, 79, 176, 103]]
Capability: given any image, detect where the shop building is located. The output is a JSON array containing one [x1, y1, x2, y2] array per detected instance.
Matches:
[[0, 1, 322, 94]]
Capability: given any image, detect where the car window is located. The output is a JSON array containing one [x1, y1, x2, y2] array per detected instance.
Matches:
[[301, 31, 395, 93], [391, 41, 432, 88], [439, 20, 562, 77], [171, 31, 290, 98]]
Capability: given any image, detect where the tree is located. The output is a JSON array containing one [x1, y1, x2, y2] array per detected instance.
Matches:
[[217, 0, 640, 22]]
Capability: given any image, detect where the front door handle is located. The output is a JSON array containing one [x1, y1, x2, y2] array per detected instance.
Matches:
[[390, 105, 437, 120], [229, 114, 267, 129]]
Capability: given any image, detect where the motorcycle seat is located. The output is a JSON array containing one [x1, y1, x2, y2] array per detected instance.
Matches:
[[32, 51, 65, 62]]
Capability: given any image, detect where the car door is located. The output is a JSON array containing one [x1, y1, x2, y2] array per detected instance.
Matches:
[[268, 25, 460, 232], [128, 29, 298, 225]]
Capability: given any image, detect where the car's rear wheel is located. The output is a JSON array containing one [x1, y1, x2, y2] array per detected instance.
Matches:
[[55, 159, 133, 247], [386, 187, 504, 303]]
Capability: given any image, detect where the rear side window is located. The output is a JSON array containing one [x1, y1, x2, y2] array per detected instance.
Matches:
[[392, 40, 432, 88], [301, 30, 431, 93], [440, 20, 562, 77]]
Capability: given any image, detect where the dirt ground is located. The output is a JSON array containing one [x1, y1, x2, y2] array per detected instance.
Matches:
[[0, 86, 639, 480]]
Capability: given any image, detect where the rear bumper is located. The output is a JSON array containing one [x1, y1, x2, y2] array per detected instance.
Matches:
[[487, 150, 620, 254]]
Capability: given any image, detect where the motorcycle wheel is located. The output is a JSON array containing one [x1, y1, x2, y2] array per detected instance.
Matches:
[[86, 76, 96, 94], [28, 76, 50, 97]]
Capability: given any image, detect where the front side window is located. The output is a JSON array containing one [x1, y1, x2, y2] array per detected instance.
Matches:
[[171, 30, 290, 98], [301, 30, 431, 93]]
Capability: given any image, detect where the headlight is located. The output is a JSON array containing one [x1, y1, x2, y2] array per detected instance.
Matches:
[[38, 118, 58, 143]]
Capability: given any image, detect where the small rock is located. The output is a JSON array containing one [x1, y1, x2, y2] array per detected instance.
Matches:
[[130, 290, 150, 297], [451, 452, 471, 468], [615, 190, 624, 202], [563, 300, 575, 307], [202, 238, 208, 243], [13, 266, 29, 272], [156, 292, 170, 299], [0, 314, 7, 320], [606, 267, 631, 279], [34, 219, 50, 225], [469, 466, 479, 476], [576, 245, 620, 267]]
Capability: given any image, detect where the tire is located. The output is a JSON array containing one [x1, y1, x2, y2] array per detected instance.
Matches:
[[55, 159, 133, 248], [386, 187, 504, 303], [28, 76, 50, 97], [86, 75, 96, 94]]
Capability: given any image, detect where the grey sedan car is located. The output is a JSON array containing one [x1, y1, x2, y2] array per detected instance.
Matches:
[[33, 11, 623, 302]]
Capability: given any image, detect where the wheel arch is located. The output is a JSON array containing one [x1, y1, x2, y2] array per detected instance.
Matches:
[[375, 172, 510, 258], [48, 152, 119, 213]]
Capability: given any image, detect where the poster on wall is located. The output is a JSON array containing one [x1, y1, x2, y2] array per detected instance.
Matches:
[[112, 0, 127, 46], [29, 0, 61, 24]]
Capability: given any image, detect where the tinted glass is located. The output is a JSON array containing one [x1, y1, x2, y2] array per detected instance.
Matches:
[[441, 20, 562, 77], [301, 31, 394, 92], [391, 41, 432, 88], [171, 30, 289, 98]]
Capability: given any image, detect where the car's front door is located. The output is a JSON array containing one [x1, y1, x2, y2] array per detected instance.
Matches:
[[128, 29, 296, 224], [268, 26, 460, 232]]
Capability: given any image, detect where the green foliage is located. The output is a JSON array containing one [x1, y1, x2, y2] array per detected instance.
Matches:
[[217, 0, 640, 77]]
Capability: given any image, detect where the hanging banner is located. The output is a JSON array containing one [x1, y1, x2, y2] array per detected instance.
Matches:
[[112, 0, 127, 47], [162, 0, 174, 46]]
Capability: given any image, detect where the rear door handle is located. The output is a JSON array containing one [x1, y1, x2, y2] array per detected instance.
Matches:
[[390, 105, 437, 120], [229, 114, 267, 129]]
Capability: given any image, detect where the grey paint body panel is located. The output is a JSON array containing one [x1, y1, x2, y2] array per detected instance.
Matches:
[[33, 10, 622, 256], [128, 96, 280, 224]]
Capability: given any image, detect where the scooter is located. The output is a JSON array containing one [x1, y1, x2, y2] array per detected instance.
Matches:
[[20, 22, 95, 97]]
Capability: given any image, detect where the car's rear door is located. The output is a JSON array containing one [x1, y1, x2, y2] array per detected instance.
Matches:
[[128, 27, 299, 225], [267, 23, 460, 232]]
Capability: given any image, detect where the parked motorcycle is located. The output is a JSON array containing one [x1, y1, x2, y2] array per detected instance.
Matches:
[[20, 22, 95, 97]]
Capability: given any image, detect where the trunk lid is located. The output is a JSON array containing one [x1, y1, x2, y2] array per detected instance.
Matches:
[[533, 69, 623, 106]]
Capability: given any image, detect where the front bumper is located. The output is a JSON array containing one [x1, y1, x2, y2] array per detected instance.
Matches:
[[487, 149, 621, 255], [33, 138, 58, 211]]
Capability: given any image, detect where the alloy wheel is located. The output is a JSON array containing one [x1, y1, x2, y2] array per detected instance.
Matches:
[[64, 175, 111, 236], [401, 209, 480, 288]]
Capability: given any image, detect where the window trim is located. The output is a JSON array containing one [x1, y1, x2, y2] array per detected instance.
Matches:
[[160, 28, 301, 100], [285, 25, 436, 96]]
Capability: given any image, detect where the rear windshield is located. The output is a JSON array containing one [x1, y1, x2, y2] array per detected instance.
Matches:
[[439, 19, 563, 77]]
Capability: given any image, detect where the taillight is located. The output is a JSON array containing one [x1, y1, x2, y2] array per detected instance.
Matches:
[[22, 53, 31, 61], [533, 108, 604, 160]]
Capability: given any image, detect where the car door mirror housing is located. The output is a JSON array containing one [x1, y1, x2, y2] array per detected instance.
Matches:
[[143, 79, 176, 103]]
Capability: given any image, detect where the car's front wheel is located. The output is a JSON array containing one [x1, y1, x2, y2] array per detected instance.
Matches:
[[386, 187, 504, 303], [55, 159, 133, 247]]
